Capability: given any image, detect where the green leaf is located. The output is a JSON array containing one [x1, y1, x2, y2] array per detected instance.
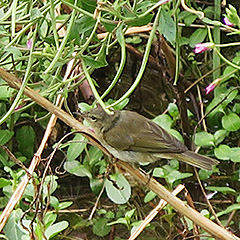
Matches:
[[64, 160, 92, 179], [0, 178, 11, 188], [84, 146, 103, 166], [214, 144, 231, 160], [215, 204, 240, 218], [206, 85, 238, 117], [202, 17, 221, 26], [233, 103, 240, 114], [3, 209, 27, 240], [159, 8, 176, 46], [125, 209, 135, 219], [153, 114, 173, 129], [194, 132, 215, 147], [179, 11, 198, 26], [198, 169, 213, 181], [105, 173, 131, 204], [82, 55, 108, 68], [222, 113, 240, 131], [189, 28, 208, 48], [16, 126, 35, 159], [59, 201, 73, 210], [45, 221, 69, 239], [206, 186, 236, 194], [152, 167, 165, 178], [44, 212, 57, 229], [0, 130, 14, 145], [40, 20, 48, 38], [128, 14, 153, 27], [0, 86, 14, 100], [50, 196, 59, 210], [116, 24, 125, 47], [70, 16, 96, 39], [166, 170, 192, 185], [167, 103, 179, 118], [214, 129, 229, 145], [107, 217, 128, 226], [67, 133, 86, 161], [43, 175, 58, 196], [93, 218, 111, 237], [144, 191, 157, 203], [230, 147, 240, 162]]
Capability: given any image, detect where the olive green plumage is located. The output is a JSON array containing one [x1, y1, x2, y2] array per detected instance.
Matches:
[[82, 107, 218, 170]]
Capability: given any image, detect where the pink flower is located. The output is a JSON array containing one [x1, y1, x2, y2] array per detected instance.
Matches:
[[27, 39, 32, 49], [223, 17, 234, 27], [205, 78, 221, 94], [194, 43, 215, 54], [14, 105, 23, 111]]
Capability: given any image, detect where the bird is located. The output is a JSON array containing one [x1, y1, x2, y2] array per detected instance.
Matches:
[[81, 107, 219, 170]]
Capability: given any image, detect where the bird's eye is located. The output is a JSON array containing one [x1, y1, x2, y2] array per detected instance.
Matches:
[[90, 115, 97, 121]]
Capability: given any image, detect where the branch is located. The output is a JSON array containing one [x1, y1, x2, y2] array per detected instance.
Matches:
[[0, 68, 239, 240]]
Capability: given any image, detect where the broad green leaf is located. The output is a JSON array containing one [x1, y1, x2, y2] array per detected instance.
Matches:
[[40, 20, 48, 38], [194, 132, 215, 147], [0, 86, 14, 100], [198, 169, 213, 181], [159, 8, 176, 46], [16, 126, 35, 159], [178, 11, 198, 26], [45, 221, 69, 239], [214, 129, 229, 145], [93, 218, 111, 237], [230, 147, 240, 162], [116, 23, 125, 47], [4, 209, 28, 240], [153, 167, 165, 178], [166, 170, 192, 185], [215, 204, 240, 218], [107, 217, 128, 226], [153, 114, 173, 129], [168, 129, 184, 142], [206, 186, 236, 194], [0, 130, 14, 145], [0, 196, 9, 208], [105, 173, 131, 204], [82, 55, 108, 68], [59, 201, 73, 210], [222, 113, 240, 131], [167, 103, 179, 118], [50, 196, 59, 210], [144, 191, 157, 203], [43, 175, 58, 196], [69, 16, 96, 43], [125, 209, 135, 219], [84, 146, 103, 166], [67, 133, 86, 161], [233, 103, 240, 114], [64, 160, 92, 179], [189, 28, 207, 48], [44, 212, 57, 229], [128, 14, 153, 27], [214, 144, 231, 160], [206, 85, 238, 118], [202, 17, 221, 26], [0, 178, 11, 188]]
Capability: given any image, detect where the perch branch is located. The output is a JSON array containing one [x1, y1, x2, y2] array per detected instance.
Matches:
[[0, 68, 239, 240]]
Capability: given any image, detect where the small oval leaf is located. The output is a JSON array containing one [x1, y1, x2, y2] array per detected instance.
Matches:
[[105, 173, 131, 204], [222, 113, 240, 131]]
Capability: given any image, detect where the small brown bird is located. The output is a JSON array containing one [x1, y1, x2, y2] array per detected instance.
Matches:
[[82, 107, 219, 170]]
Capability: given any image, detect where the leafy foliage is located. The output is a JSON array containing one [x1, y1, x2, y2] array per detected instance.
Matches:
[[0, 0, 240, 239]]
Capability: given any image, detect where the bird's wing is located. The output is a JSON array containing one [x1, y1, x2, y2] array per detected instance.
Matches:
[[104, 118, 187, 153]]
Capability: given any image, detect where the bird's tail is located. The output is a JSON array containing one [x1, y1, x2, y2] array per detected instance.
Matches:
[[167, 151, 219, 170]]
